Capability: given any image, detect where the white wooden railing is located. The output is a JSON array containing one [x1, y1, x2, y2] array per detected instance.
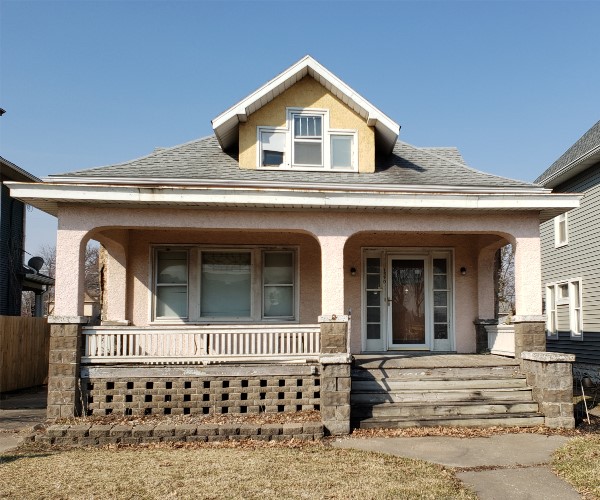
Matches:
[[82, 324, 321, 364], [486, 324, 515, 357]]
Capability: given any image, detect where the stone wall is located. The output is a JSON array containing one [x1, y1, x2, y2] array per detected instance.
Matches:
[[81, 365, 320, 417], [512, 317, 546, 359], [520, 351, 575, 428], [29, 421, 324, 447]]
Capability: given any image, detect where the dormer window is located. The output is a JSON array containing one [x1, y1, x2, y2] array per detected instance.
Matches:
[[257, 108, 357, 171]]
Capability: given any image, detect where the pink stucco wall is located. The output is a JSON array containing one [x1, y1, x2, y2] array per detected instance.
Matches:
[[54, 206, 541, 353]]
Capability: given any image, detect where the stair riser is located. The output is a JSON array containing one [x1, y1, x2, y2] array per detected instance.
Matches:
[[352, 389, 535, 404], [352, 403, 539, 418]]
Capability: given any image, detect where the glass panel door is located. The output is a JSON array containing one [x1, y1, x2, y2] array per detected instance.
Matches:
[[388, 257, 428, 347]]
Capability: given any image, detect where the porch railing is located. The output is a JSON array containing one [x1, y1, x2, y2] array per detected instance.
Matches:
[[81, 324, 321, 364], [486, 324, 515, 357]]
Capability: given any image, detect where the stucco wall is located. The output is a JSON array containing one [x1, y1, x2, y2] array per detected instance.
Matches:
[[239, 76, 375, 172]]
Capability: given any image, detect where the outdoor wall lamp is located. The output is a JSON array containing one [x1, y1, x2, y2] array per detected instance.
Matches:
[[460, 267, 467, 275], [350, 267, 357, 276]]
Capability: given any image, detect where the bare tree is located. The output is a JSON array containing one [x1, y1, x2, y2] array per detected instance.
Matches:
[[496, 244, 515, 317]]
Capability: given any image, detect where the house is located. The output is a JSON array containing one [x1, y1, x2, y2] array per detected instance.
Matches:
[[536, 120, 600, 383], [8, 56, 580, 431], [0, 155, 53, 316]]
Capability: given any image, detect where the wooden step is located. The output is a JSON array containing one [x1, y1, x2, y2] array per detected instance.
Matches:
[[352, 378, 528, 392], [351, 366, 522, 381], [351, 401, 539, 418], [353, 413, 545, 429], [351, 387, 535, 404]]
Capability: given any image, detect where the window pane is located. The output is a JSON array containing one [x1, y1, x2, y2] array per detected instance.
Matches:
[[434, 291, 447, 307], [572, 282, 580, 307], [559, 220, 567, 243], [294, 116, 321, 137], [434, 307, 447, 323], [433, 259, 447, 274], [367, 291, 380, 306], [263, 150, 284, 167], [367, 307, 380, 322], [156, 286, 187, 317], [264, 285, 293, 317], [201, 252, 251, 317], [434, 324, 448, 339], [294, 142, 322, 165], [433, 275, 447, 290], [264, 252, 293, 284], [558, 284, 569, 298], [367, 324, 381, 340], [331, 135, 352, 168], [261, 130, 286, 152], [366, 258, 380, 274], [367, 274, 380, 289], [157, 251, 187, 284]]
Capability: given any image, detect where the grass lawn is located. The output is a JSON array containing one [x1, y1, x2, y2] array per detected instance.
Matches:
[[0, 443, 476, 499], [553, 435, 600, 499]]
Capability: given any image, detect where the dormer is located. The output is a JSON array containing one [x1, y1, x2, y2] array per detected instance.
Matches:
[[212, 56, 400, 174]]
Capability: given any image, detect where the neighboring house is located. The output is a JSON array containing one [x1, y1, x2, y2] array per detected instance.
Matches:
[[536, 120, 600, 382], [8, 56, 580, 429], [0, 156, 53, 316]]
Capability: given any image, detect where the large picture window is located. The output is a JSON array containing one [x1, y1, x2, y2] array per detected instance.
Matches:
[[153, 247, 297, 322]]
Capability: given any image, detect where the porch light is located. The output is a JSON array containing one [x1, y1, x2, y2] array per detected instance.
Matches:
[[460, 267, 467, 275], [350, 267, 357, 276]]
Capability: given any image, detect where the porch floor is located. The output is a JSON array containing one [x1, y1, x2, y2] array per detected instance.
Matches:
[[353, 353, 519, 369]]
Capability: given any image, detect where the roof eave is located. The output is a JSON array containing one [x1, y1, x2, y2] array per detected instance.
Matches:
[[537, 145, 600, 189]]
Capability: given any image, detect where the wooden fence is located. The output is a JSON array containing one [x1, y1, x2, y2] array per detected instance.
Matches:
[[0, 316, 50, 393]]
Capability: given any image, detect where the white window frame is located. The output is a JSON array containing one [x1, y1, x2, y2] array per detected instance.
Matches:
[[545, 284, 557, 339], [569, 278, 583, 340], [151, 245, 299, 324], [545, 278, 583, 340], [262, 250, 295, 320], [153, 248, 190, 322], [554, 213, 568, 247], [256, 107, 358, 172]]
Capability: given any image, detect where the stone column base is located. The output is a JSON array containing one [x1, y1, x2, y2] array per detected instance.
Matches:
[[320, 355, 352, 436], [512, 316, 546, 358], [47, 317, 87, 419], [521, 351, 575, 429]]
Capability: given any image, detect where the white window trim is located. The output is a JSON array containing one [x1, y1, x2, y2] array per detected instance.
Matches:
[[256, 107, 358, 172], [150, 245, 299, 324], [569, 278, 583, 340], [554, 213, 568, 248], [545, 278, 583, 340], [545, 284, 557, 339]]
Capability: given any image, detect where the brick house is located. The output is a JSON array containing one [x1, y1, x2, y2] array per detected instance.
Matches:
[[8, 56, 580, 432]]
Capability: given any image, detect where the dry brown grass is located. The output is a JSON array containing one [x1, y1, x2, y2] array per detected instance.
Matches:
[[552, 434, 600, 500], [0, 443, 476, 499]]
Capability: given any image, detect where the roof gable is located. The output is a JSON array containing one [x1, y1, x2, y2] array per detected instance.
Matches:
[[211, 55, 400, 155]]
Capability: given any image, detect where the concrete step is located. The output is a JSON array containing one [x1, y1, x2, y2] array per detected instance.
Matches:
[[352, 401, 539, 418], [352, 378, 528, 392], [351, 366, 522, 381], [353, 413, 545, 429]]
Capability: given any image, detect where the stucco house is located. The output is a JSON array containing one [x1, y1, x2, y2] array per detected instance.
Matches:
[[537, 120, 600, 383], [8, 56, 580, 431]]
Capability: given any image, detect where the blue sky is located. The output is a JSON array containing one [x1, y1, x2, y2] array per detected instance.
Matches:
[[1, 0, 599, 255]]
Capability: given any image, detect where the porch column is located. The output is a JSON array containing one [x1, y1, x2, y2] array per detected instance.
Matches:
[[98, 230, 129, 325], [317, 234, 348, 316], [513, 235, 545, 357], [54, 228, 88, 317]]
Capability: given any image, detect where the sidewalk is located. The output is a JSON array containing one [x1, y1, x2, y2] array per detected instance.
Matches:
[[0, 386, 47, 453], [333, 433, 581, 500]]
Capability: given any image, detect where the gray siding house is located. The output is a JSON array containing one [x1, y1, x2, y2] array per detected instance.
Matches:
[[536, 120, 600, 381]]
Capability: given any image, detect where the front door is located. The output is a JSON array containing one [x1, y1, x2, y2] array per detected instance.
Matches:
[[387, 256, 429, 349]]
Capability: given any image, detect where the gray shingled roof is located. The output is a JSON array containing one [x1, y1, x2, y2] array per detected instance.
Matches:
[[50, 135, 537, 189], [535, 120, 600, 185]]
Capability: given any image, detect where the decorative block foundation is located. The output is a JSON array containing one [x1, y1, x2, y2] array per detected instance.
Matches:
[[81, 365, 321, 417]]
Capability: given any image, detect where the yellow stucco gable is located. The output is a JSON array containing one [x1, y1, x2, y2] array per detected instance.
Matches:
[[239, 76, 375, 173]]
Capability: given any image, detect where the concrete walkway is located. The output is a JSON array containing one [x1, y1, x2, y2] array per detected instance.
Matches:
[[333, 434, 581, 499], [0, 386, 47, 453]]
